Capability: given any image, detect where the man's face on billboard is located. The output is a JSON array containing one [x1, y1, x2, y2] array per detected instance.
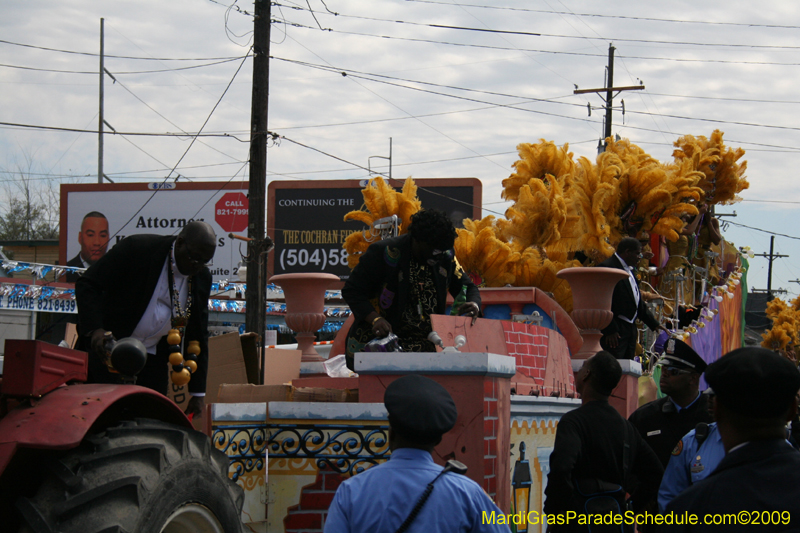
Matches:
[[78, 216, 109, 264]]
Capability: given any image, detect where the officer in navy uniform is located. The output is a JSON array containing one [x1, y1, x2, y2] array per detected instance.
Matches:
[[629, 338, 712, 468], [657, 389, 724, 512], [665, 347, 800, 532], [324, 375, 506, 533]]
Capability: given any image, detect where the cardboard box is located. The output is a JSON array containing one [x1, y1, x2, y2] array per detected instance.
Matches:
[[262, 348, 301, 386], [239, 332, 261, 385], [292, 387, 358, 403], [64, 323, 79, 350], [205, 332, 249, 404], [217, 383, 292, 404]]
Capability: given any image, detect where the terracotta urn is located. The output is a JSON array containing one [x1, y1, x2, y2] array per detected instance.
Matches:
[[269, 273, 340, 362], [556, 267, 628, 361]]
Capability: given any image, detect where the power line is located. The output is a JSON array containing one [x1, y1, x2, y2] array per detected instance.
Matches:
[[273, 56, 583, 108], [275, 133, 508, 217], [276, 55, 800, 134], [646, 91, 800, 105], [726, 221, 800, 241], [109, 72, 243, 163], [277, 22, 800, 67], [402, 0, 800, 30], [277, 6, 800, 50], [109, 51, 252, 240], [273, 55, 602, 127], [0, 56, 248, 76], [0, 121, 246, 139], [0, 38, 243, 61]]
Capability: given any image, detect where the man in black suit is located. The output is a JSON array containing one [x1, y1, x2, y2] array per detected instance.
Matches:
[[665, 347, 800, 532], [75, 221, 216, 418], [599, 237, 667, 360], [66, 211, 109, 282], [545, 351, 663, 531]]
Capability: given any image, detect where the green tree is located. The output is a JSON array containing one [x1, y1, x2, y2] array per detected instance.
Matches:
[[0, 153, 60, 241]]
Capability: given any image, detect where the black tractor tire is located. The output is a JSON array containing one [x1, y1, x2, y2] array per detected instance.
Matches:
[[15, 418, 244, 533]]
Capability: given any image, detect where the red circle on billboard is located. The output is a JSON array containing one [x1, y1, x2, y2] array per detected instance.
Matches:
[[215, 192, 249, 232]]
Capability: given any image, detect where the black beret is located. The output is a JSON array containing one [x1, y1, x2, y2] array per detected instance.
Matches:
[[706, 347, 800, 418], [659, 338, 707, 373], [384, 375, 457, 439]]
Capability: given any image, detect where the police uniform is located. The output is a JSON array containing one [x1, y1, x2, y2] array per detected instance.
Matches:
[[324, 375, 507, 533], [629, 339, 712, 467], [544, 399, 663, 523], [657, 421, 723, 512], [664, 347, 800, 532]]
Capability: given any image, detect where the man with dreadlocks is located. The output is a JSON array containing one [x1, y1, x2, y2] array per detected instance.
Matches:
[[342, 209, 481, 370]]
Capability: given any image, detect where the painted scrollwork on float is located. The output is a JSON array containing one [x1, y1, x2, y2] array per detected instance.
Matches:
[[268, 424, 390, 477], [212, 425, 269, 482], [213, 422, 390, 479]]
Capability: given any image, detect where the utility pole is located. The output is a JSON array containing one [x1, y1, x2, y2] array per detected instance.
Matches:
[[574, 44, 644, 152], [753, 235, 789, 300], [98, 18, 104, 184], [245, 0, 274, 383]]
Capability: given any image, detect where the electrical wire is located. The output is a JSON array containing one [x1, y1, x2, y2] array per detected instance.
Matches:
[[725, 221, 800, 241], [0, 38, 243, 61], [280, 33, 512, 173], [0, 121, 246, 139], [0, 56, 247, 76], [107, 51, 251, 241], [275, 133, 507, 217], [402, 0, 800, 30], [109, 72, 244, 163], [276, 5, 800, 50], [275, 22, 800, 67], [273, 55, 601, 130], [273, 56, 583, 108]]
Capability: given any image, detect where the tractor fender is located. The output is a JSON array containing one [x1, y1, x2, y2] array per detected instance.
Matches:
[[0, 383, 190, 475]]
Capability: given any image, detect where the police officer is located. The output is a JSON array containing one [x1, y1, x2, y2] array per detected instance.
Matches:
[[657, 389, 724, 512], [665, 347, 800, 532], [324, 375, 507, 533], [629, 338, 712, 468]]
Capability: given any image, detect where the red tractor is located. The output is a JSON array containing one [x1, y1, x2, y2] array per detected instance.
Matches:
[[0, 339, 244, 532]]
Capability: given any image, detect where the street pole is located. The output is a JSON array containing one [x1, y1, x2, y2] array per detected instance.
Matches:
[[604, 44, 614, 144], [245, 0, 273, 383], [574, 43, 644, 152], [98, 18, 104, 184], [753, 235, 789, 300]]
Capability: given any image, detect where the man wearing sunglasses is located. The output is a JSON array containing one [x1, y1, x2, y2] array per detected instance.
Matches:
[[629, 338, 712, 468], [599, 237, 669, 360], [76, 221, 217, 420]]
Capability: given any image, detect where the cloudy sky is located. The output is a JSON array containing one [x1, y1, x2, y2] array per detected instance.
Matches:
[[3, 0, 800, 297]]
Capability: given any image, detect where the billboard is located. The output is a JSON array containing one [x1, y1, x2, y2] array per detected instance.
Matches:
[[267, 178, 482, 280], [60, 182, 250, 282]]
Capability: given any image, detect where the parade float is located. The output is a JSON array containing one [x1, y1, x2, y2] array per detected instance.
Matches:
[[0, 131, 751, 533], [205, 131, 750, 532]]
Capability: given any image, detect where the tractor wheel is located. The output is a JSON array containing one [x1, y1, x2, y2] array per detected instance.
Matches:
[[15, 418, 244, 533]]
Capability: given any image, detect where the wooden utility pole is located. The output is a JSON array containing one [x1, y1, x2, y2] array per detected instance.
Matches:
[[98, 18, 104, 184], [574, 44, 644, 152], [245, 0, 273, 382], [753, 235, 789, 300]]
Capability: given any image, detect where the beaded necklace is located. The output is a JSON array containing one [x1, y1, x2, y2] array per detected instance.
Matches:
[[167, 243, 197, 386]]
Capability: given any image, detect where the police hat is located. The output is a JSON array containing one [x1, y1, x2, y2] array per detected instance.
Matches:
[[706, 347, 800, 418], [384, 375, 457, 439], [658, 338, 707, 373]]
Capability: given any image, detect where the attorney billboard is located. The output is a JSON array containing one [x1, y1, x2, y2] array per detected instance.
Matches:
[[60, 182, 249, 283]]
